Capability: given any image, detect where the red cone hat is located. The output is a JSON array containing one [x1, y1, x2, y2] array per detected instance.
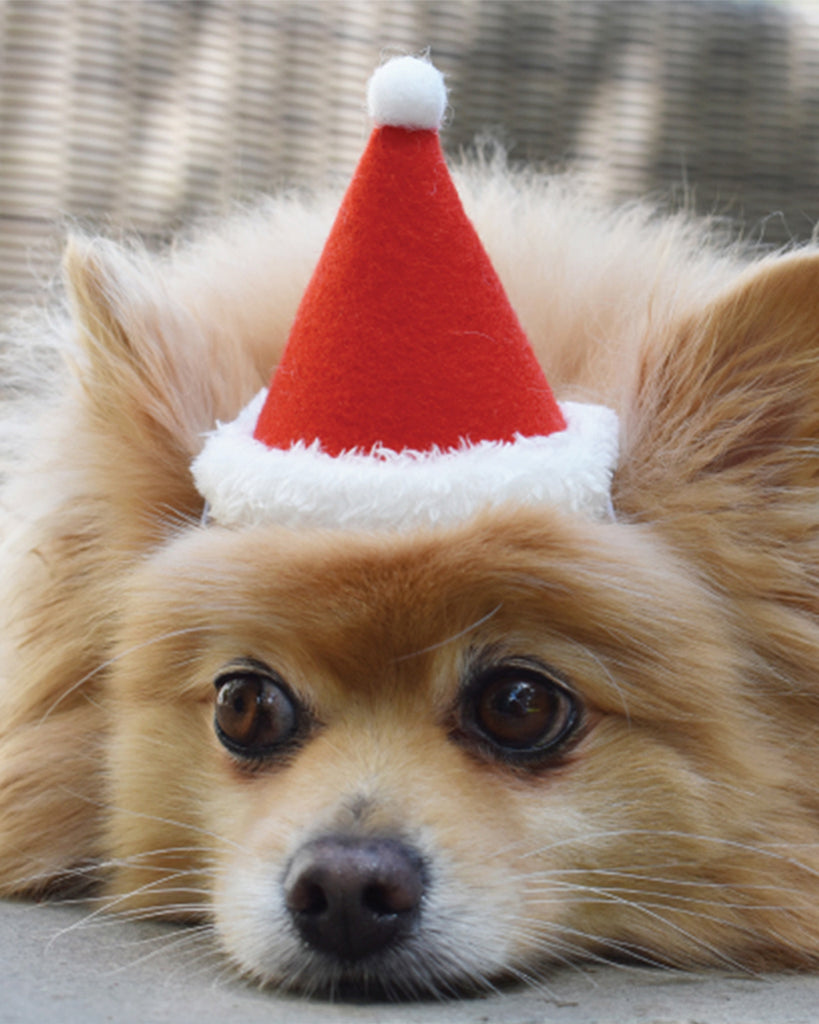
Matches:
[[193, 56, 618, 530]]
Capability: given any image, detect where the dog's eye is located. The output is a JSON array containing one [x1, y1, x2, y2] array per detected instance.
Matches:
[[214, 667, 298, 758], [470, 664, 579, 757]]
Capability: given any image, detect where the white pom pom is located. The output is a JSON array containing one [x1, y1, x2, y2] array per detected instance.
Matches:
[[367, 56, 447, 130]]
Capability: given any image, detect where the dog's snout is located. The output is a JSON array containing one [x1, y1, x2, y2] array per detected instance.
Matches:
[[284, 836, 424, 961]]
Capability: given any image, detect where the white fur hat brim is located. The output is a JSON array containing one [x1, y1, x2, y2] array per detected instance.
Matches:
[[191, 391, 619, 531]]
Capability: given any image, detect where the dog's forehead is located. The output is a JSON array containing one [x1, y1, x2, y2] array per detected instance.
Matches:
[[130, 511, 587, 674], [186, 520, 529, 655], [135, 508, 684, 657], [122, 509, 739, 725], [121, 517, 553, 706]]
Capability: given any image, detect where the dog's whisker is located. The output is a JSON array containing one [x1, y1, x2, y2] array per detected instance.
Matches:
[[393, 603, 503, 662], [520, 827, 819, 879], [38, 625, 214, 723]]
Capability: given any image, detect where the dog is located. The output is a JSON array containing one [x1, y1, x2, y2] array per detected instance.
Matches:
[[2, 108, 819, 997]]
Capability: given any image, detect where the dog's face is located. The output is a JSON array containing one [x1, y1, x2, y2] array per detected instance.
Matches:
[[103, 507, 793, 995], [4, 187, 819, 997]]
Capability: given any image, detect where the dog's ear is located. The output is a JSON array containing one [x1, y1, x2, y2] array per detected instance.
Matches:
[[64, 237, 204, 454], [63, 237, 214, 523], [617, 251, 819, 514]]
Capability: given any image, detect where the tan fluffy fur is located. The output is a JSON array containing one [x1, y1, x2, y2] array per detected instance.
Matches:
[[2, 160, 819, 996]]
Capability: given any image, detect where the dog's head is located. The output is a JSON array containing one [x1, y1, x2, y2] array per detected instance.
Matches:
[[4, 199, 819, 996]]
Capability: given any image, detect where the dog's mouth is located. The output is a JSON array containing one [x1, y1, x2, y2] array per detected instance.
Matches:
[[263, 935, 505, 1003], [272, 951, 494, 1003]]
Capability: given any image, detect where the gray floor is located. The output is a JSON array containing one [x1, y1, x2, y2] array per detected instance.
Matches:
[[2, 899, 819, 1024]]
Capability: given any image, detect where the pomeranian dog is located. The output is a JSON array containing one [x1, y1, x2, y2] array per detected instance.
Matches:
[[2, 56, 819, 1000]]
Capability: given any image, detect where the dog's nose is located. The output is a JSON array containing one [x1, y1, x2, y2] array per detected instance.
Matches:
[[283, 836, 424, 961]]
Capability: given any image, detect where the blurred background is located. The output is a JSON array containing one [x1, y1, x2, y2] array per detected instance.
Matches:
[[2, 0, 819, 317]]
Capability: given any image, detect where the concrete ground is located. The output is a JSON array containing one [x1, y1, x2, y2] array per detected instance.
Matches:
[[2, 899, 819, 1024]]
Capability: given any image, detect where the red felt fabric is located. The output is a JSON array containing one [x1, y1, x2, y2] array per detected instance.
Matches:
[[254, 125, 566, 456]]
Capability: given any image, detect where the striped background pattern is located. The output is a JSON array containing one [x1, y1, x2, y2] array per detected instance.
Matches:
[[2, 0, 819, 317]]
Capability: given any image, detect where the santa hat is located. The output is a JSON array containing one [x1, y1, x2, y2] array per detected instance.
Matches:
[[192, 55, 618, 531]]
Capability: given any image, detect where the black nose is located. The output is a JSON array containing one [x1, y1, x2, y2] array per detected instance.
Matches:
[[283, 836, 425, 962]]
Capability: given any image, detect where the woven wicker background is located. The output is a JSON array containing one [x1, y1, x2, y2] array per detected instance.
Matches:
[[2, 0, 819, 317]]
